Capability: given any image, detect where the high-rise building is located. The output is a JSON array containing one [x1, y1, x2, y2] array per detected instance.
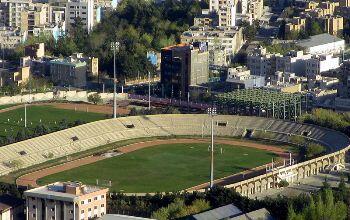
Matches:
[[24, 181, 108, 220], [160, 43, 209, 99], [66, 0, 94, 32]]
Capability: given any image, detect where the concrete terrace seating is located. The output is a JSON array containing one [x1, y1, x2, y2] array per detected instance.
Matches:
[[0, 114, 349, 176]]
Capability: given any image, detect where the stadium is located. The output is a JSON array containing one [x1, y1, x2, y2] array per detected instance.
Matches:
[[0, 111, 349, 195]]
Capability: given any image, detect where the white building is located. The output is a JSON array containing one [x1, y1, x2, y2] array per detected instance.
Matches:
[[24, 182, 108, 220], [181, 26, 244, 60], [246, 46, 279, 76], [275, 50, 311, 76], [305, 54, 340, 77], [0, 27, 27, 48], [226, 66, 265, 88], [66, 0, 95, 32], [297, 33, 345, 55]]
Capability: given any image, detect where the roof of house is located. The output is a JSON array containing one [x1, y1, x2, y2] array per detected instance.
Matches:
[[229, 208, 273, 220], [98, 214, 154, 220], [0, 195, 23, 213], [297, 33, 344, 48], [192, 204, 242, 220]]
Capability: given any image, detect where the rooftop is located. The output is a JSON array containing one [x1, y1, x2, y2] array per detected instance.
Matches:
[[192, 204, 242, 220], [297, 33, 344, 48], [24, 182, 108, 202], [99, 214, 154, 220]]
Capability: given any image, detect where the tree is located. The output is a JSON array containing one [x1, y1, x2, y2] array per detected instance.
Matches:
[[88, 93, 102, 104], [306, 143, 325, 158], [309, 21, 323, 36]]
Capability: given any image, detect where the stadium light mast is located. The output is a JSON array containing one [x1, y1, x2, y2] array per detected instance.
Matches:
[[111, 41, 120, 119], [148, 71, 151, 110], [207, 107, 217, 188]]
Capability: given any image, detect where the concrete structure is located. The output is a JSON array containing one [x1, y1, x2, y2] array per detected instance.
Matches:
[[0, 27, 27, 48], [0, 0, 32, 28], [192, 204, 242, 220], [50, 57, 87, 88], [0, 66, 30, 87], [285, 17, 306, 36], [266, 71, 303, 93], [0, 114, 348, 195], [305, 54, 340, 77], [297, 33, 345, 55], [24, 181, 108, 220], [319, 15, 343, 36], [161, 43, 209, 99], [0, 195, 24, 220], [226, 66, 265, 88], [247, 46, 340, 77], [66, 0, 94, 32], [24, 43, 45, 59], [181, 26, 244, 60]]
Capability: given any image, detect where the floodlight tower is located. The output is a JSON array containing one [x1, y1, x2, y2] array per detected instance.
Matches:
[[111, 41, 120, 119], [207, 107, 217, 188]]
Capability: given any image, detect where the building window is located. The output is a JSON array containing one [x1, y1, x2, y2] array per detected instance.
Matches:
[[81, 210, 84, 214], [88, 208, 91, 211], [94, 206, 97, 209], [88, 199, 91, 203], [101, 204, 104, 207], [32, 214, 36, 218], [51, 208, 55, 212], [81, 201, 84, 205], [33, 205, 36, 209], [69, 210, 73, 214], [101, 195, 104, 199], [51, 217, 55, 220], [101, 212, 105, 216]]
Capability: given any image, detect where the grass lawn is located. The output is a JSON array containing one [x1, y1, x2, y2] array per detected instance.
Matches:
[[0, 105, 105, 138], [37, 143, 278, 193], [0, 104, 18, 110]]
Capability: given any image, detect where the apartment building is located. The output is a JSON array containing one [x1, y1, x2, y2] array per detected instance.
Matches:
[[181, 26, 243, 60], [0, 66, 30, 86], [24, 182, 108, 220], [66, 0, 94, 32], [285, 17, 306, 35], [161, 43, 209, 99], [247, 46, 340, 77], [0, 0, 32, 28], [297, 33, 345, 55], [0, 27, 27, 48], [319, 15, 343, 36], [305, 54, 340, 76]]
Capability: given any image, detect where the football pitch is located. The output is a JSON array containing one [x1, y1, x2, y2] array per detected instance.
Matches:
[[0, 105, 105, 137], [37, 143, 278, 193]]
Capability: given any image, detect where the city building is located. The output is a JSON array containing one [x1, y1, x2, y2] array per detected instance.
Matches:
[[24, 181, 108, 220], [305, 54, 340, 76], [0, 27, 27, 48], [0, 0, 32, 28], [160, 43, 209, 99], [246, 46, 279, 76], [285, 17, 306, 35], [181, 26, 243, 61], [275, 50, 311, 76], [66, 0, 95, 32], [266, 71, 303, 93], [0, 66, 30, 86], [319, 15, 343, 36], [0, 195, 24, 220], [24, 43, 45, 59], [50, 56, 88, 88], [226, 66, 265, 89], [296, 33, 345, 55]]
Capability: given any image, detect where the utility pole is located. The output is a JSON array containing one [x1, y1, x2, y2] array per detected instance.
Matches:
[[148, 71, 151, 110], [207, 107, 217, 189], [111, 41, 120, 119]]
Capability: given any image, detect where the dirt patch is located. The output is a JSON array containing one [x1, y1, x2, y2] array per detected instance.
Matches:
[[16, 138, 289, 189]]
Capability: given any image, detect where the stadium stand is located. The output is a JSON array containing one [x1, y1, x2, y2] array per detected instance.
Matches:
[[0, 114, 349, 176]]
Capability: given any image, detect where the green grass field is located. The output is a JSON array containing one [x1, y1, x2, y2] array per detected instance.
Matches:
[[0, 105, 105, 138], [0, 104, 18, 110], [37, 143, 277, 193]]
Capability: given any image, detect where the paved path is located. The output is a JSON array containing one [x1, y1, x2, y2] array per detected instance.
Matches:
[[16, 138, 289, 189]]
